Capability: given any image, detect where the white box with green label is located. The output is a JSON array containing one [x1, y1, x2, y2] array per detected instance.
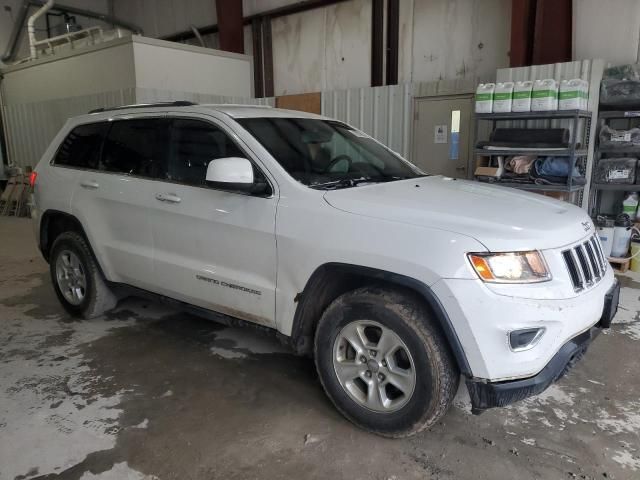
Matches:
[[493, 82, 514, 113], [532, 79, 558, 111], [559, 79, 584, 110], [475, 83, 495, 113], [512, 81, 533, 112]]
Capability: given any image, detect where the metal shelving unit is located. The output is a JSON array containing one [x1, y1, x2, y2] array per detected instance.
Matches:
[[474, 148, 588, 157], [592, 183, 639, 192], [473, 110, 592, 203], [475, 110, 592, 121], [589, 110, 640, 217], [490, 182, 585, 192]]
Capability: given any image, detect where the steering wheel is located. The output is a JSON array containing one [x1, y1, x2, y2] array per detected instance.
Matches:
[[324, 154, 352, 173]]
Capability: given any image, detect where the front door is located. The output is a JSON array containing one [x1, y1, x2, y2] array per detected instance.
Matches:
[[411, 95, 473, 178], [149, 115, 278, 327]]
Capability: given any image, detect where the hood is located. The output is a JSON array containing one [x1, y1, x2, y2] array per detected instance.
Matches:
[[323, 176, 592, 251]]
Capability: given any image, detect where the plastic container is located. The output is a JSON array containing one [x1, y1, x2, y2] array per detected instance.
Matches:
[[532, 79, 558, 111], [475, 83, 495, 113], [623, 192, 639, 218], [559, 79, 583, 110], [597, 217, 615, 257], [612, 214, 633, 258], [631, 240, 640, 272], [512, 81, 533, 112], [579, 79, 590, 110], [594, 157, 638, 184], [493, 82, 514, 113]]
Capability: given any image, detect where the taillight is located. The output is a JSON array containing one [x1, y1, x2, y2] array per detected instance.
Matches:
[[29, 171, 38, 190]]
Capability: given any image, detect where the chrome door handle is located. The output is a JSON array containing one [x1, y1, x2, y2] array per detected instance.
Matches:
[[155, 193, 181, 204], [455, 166, 466, 171], [80, 180, 99, 189]]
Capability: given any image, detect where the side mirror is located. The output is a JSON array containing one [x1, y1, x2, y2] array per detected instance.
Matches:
[[206, 157, 254, 190]]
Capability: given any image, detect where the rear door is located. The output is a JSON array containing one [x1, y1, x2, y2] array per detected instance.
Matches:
[[148, 115, 278, 327], [47, 122, 107, 218], [72, 116, 169, 290]]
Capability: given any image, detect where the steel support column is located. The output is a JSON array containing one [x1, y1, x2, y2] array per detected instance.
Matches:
[[251, 18, 264, 98], [510, 0, 572, 67], [371, 0, 384, 87], [532, 0, 572, 65], [262, 17, 274, 97], [386, 0, 399, 85], [215, 0, 244, 54]]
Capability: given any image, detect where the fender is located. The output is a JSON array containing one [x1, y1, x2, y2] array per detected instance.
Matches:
[[291, 262, 473, 377]]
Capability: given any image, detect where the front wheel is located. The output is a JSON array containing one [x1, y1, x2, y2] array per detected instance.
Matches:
[[314, 286, 459, 437], [50, 231, 117, 319]]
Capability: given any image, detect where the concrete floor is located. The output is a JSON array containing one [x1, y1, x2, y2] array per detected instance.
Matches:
[[1, 217, 639, 480]]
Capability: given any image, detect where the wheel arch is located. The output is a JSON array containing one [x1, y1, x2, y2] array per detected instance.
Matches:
[[40, 210, 85, 260], [39, 210, 107, 279], [290, 262, 472, 377]]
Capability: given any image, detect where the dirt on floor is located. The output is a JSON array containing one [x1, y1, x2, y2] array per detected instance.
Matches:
[[0, 216, 639, 480]]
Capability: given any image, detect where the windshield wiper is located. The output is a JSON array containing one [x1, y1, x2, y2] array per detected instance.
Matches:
[[309, 177, 378, 190], [309, 176, 419, 190]]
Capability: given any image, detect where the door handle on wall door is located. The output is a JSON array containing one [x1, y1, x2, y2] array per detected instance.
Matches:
[[155, 193, 181, 204], [80, 180, 99, 189]]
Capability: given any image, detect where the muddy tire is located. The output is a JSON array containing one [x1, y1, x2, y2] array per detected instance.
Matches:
[[50, 231, 117, 319], [314, 286, 459, 437]]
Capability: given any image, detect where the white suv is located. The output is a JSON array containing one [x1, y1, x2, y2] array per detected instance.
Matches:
[[31, 102, 619, 437]]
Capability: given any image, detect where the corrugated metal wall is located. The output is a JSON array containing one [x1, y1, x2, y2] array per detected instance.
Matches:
[[1, 88, 136, 171], [496, 59, 606, 209], [321, 83, 413, 158], [1, 89, 275, 170]]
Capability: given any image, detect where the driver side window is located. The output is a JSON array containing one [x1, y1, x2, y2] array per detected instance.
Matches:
[[167, 119, 245, 187]]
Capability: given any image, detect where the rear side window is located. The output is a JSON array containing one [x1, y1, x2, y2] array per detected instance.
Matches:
[[54, 123, 108, 169], [101, 118, 169, 177], [166, 119, 245, 186]]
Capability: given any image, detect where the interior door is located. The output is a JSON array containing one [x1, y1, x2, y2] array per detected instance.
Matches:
[[149, 116, 278, 328], [411, 95, 473, 178]]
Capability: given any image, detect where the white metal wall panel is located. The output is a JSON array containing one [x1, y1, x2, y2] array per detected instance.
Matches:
[[322, 83, 413, 159], [496, 59, 605, 210], [2, 89, 136, 169], [1, 88, 275, 170]]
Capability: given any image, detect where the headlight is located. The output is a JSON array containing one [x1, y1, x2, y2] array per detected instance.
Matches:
[[467, 251, 551, 283]]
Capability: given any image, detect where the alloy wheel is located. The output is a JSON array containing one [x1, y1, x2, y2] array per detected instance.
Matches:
[[332, 320, 416, 413], [55, 250, 87, 306]]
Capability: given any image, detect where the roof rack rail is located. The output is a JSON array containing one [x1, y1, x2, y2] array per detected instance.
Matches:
[[88, 101, 197, 114]]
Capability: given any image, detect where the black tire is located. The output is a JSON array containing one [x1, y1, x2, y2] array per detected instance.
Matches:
[[314, 286, 459, 437], [49, 231, 118, 319]]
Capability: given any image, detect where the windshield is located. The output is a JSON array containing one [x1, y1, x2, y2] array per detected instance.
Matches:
[[237, 117, 424, 188]]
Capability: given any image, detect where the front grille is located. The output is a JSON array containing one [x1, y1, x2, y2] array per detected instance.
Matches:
[[562, 234, 607, 291]]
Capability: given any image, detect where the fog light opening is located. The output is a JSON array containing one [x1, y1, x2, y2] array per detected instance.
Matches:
[[509, 327, 546, 352]]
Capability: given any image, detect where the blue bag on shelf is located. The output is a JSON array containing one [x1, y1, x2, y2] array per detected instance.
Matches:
[[531, 157, 586, 185]]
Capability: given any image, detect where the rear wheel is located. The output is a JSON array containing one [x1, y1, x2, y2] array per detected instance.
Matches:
[[314, 286, 458, 437], [50, 231, 117, 318]]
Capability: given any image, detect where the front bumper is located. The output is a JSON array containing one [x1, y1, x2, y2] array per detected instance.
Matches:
[[431, 267, 616, 381], [466, 326, 599, 413], [466, 279, 619, 413]]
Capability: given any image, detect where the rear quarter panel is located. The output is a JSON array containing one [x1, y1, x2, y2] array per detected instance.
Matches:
[[31, 122, 81, 248]]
